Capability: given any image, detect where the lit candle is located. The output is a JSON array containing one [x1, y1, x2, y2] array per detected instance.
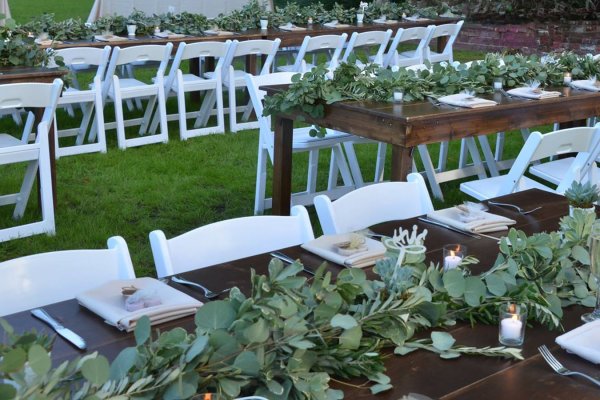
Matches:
[[308, 17, 313, 25], [154, 26, 160, 34], [493, 79, 503, 90], [393, 91, 404, 102], [500, 314, 523, 340], [564, 72, 572, 85], [444, 250, 462, 270]]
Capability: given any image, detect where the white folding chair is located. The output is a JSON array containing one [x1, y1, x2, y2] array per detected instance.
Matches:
[[246, 72, 356, 215], [53, 46, 110, 158], [342, 29, 393, 67], [277, 33, 347, 72], [0, 236, 135, 316], [314, 173, 433, 235], [102, 44, 173, 149], [221, 39, 281, 132], [422, 21, 464, 64], [460, 126, 600, 200], [153, 41, 230, 140], [149, 205, 314, 277], [528, 124, 600, 190], [383, 26, 433, 68]]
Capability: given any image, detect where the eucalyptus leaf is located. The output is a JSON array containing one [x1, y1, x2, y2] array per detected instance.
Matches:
[[443, 269, 466, 297], [134, 316, 151, 346], [109, 347, 138, 381], [330, 314, 358, 329], [81, 356, 110, 386], [195, 301, 236, 330], [234, 351, 261, 376], [431, 331, 456, 351]]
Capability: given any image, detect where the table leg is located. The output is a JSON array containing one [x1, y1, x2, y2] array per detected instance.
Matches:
[[390, 145, 414, 182], [272, 116, 294, 216]]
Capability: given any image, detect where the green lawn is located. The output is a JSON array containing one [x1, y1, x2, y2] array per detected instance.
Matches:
[[0, 2, 542, 277]]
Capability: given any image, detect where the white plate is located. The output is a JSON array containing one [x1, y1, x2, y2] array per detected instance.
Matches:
[[555, 319, 600, 364]]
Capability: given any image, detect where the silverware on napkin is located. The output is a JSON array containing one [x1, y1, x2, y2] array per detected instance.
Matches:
[[31, 308, 87, 350], [171, 276, 230, 299], [270, 251, 316, 275], [417, 217, 481, 239]]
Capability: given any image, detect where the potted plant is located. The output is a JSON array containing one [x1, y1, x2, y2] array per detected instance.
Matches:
[[357, 2, 368, 24], [565, 181, 599, 217]]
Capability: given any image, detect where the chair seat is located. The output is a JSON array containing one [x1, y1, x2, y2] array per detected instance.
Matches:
[[460, 175, 554, 201], [0, 133, 22, 148], [173, 73, 218, 92], [109, 78, 158, 99], [59, 87, 95, 103], [529, 157, 600, 185], [399, 50, 418, 58]]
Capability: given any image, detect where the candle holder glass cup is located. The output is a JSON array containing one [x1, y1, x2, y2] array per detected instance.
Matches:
[[498, 303, 527, 346], [442, 244, 467, 271]]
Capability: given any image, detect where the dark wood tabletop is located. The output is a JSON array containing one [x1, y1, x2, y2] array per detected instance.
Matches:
[[2, 189, 599, 399], [264, 84, 600, 215]]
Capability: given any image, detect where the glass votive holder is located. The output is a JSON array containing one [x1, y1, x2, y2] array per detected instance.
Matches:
[[498, 303, 527, 346], [563, 72, 572, 85], [493, 78, 503, 90], [393, 91, 404, 103], [442, 244, 466, 270]]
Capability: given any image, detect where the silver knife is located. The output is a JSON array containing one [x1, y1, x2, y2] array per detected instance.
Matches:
[[417, 217, 481, 239], [270, 252, 316, 275], [31, 308, 87, 350]]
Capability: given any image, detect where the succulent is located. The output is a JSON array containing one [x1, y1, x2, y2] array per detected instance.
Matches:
[[565, 181, 600, 209]]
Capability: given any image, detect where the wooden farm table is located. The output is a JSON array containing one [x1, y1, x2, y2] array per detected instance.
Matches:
[[2, 189, 599, 399], [264, 86, 600, 215], [0, 67, 67, 208]]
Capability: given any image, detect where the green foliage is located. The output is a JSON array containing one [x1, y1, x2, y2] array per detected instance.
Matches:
[[564, 181, 600, 209]]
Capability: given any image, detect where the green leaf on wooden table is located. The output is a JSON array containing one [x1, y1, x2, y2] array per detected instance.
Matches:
[[0, 348, 26, 373], [339, 326, 362, 349], [370, 383, 393, 394], [27, 344, 51, 376], [244, 318, 269, 343], [195, 301, 236, 330], [440, 351, 461, 359], [485, 273, 507, 296], [330, 314, 358, 329], [185, 335, 209, 362], [234, 351, 261, 376], [0, 384, 16, 400], [164, 373, 198, 400], [442, 269, 466, 297], [110, 347, 138, 380], [464, 276, 487, 307], [81, 356, 110, 386], [134, 316, 151, 346], [431, 331, 456, 351]]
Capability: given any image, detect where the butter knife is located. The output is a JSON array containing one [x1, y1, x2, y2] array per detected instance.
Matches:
[[417, 217, 481, 239], [31, 308, 87, 350], [270, 251, 316, 275]]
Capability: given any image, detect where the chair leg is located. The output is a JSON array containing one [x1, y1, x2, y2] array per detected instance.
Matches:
[[478, 135, 500, 177], [254, 147, 268, 215], [228, 83, 238, 132], [331, 145, 354, 187], [438, 141, 449, 172], [307, 149, 319, 194], [177, 87, 189, 140], [417, 144, 444, 201], [342, 141, 365, 188], [374, 142, 387, 182], [495, 132, 505, 161], [13, 160, 38, 219], [195, 90, 217, 128], [76, 103, 94, 145], [156, 84, 169, 143], [464, 137, 487, 179], [112, 79, 127, 150]]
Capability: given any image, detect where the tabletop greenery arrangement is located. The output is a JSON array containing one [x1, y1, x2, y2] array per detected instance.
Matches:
[[1, 210, 597, 399]]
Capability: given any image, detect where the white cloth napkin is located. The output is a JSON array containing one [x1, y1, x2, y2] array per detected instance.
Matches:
[[507, 87, 561, 99], [323, 21, 350, 28], [301, 233, 386, 268], [94, 35, 123, 42], [373, 19, 397, 24], [571, 80, 600, 92], [153, 31, 186, 39], [77, 277, 202, 332], [403, 16, 429, 21], [556, 320, 600, 364], [278, 23, 306, 31], [427, 206, 516, 233], [203, 29, 234, 36], [438, 93, 497, 108]]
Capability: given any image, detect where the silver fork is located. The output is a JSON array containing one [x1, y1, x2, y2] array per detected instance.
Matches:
[[538, 345, 600, 387], [171, 276, 230, 299], [487, 201, 542, 215]]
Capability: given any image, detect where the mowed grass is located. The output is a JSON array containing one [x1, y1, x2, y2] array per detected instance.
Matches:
[[0, 3, 544, 276]]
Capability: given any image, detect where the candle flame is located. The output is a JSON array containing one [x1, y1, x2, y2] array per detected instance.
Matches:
[[450, 250, 455, 257], [511, 314, 519, 322], [508, 303, 516, 314]]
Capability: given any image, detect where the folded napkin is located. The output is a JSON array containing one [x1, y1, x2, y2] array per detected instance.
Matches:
[[427, 206, 516, 233], [571, 79, 600, 92], [34, 38, 63, 45], [278, 23, 306, 31], [153, 31, 186, 39], [323, 21, 351, 28], [438, 93, 497, 108], [403, 16, 429, 21], [373, 19, 398, 24], [556, 320, 600, 364], [94, 35, 124, 42], [203, 29, 234, 36], [301, 233, 386, 268], [77, 277, 202, 332], [507, 87, 561, 99]]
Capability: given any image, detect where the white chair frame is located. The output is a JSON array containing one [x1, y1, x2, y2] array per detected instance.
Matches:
[[383, 26, 433, 68], [150, 205, 315, 277], [0, 236, 136, 316], [277, 33, 348, 73], [423, 21, 464, 64]]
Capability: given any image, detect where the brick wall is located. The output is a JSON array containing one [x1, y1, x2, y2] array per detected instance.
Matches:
[[455, 21, 600, 55]]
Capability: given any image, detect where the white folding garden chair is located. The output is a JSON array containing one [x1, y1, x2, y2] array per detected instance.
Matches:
[[383, 26, 434, 68], [277, 33, 347, 72], [149, 205, 314, 277], [422, 21, 464, 64], [0, 236, 135, 316]]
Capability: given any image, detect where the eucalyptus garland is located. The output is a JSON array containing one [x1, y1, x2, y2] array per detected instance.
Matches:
[[263, 52, 600, 131], [0, 211, 597, 399]]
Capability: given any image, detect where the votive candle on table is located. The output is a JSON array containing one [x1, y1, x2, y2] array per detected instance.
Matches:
[[493, 78, 503, 90], [498, 303, 527, 346], [393, 91, 404, 103], [443, 244, 466, 271], [154, 26, 160, 34], [563, 72, 572, 85]]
